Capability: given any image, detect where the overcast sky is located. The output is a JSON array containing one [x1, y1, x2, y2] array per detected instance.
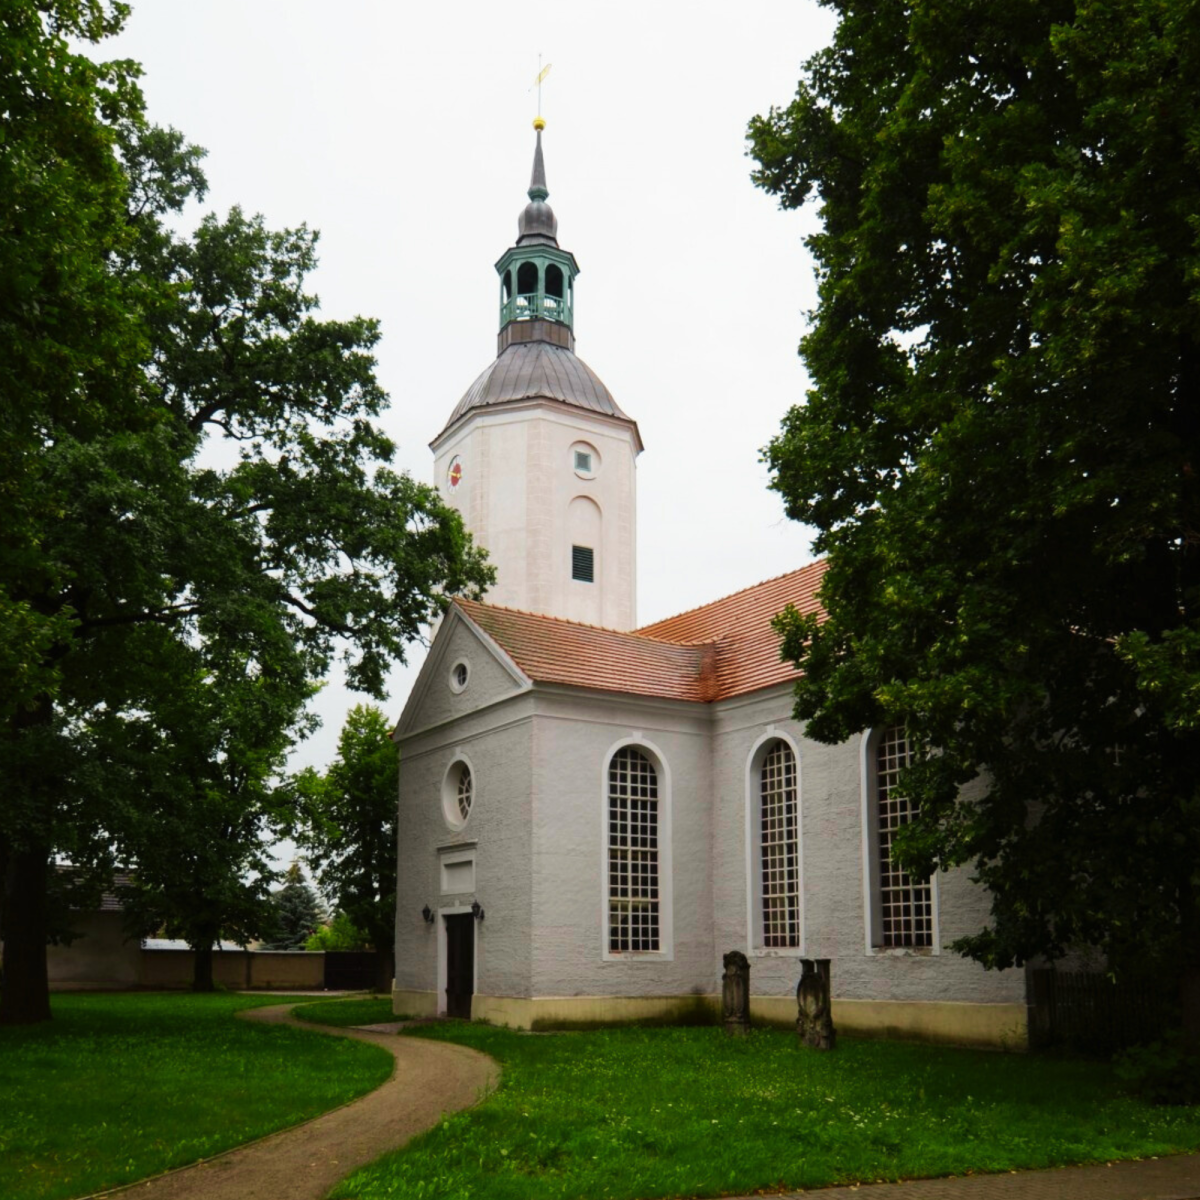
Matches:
[[107, 1, 836, 777]]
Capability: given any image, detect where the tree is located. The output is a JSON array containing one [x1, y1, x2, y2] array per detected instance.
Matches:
[[1, 19, 491, 1023], [748, 0, 1200, 1043], [305, 911, 370, 952], [0, 1, 151, 1024], [263, 864, 325, 951], [110, 638, 314, 990], [293, 705, 397, 992]]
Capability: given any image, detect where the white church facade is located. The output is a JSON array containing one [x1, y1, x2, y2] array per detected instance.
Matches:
[[392, 125, 1030, 1047]]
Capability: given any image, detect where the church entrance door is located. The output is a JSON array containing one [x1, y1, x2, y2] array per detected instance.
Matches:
[[444, 913, 474, 1019]]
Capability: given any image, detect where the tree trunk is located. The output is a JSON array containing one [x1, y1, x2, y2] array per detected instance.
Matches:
[[0, 843, 53, 1024], [192, 940, 216, 992]]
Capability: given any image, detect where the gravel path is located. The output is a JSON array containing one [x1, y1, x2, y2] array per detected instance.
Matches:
[[98, 1003, 498, 1200]]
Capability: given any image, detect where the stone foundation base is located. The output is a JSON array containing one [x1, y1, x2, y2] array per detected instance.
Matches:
[[392, 987, 1028, 1049]]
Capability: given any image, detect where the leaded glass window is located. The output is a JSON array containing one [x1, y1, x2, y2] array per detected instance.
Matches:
[[456, 764, 473, 823], [876, 726, 933, 947], [761, 741, 800, 948], [608, 747, 659, 952]]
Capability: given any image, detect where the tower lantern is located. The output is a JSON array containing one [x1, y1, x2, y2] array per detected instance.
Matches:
[[494, 119, 580, 354]]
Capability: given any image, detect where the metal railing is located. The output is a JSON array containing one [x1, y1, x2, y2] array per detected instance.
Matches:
[[502, 292, 571, 326]]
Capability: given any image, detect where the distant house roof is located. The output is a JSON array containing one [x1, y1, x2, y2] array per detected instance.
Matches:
[[54, 865, 134, 912], [455, 559, 826, 704]]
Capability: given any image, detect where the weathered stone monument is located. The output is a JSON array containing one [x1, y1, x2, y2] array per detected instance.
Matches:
[[722, 949, 751, 1036], [796, 958, 835, 1050]]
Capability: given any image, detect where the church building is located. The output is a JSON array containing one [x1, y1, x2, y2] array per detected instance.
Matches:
[[392, 124, 1029, 1047]]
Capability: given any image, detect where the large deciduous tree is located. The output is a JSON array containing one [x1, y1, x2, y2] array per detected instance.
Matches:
[[749, 0, 1200, 1041], [293, 705, 398, 993], [1, 7, 490, 1024]]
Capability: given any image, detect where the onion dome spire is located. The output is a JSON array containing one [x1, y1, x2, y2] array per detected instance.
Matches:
[[518, 118, 558, 246]]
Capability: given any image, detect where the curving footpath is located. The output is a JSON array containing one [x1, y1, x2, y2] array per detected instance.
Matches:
[[98, 1004, 499, 1200]]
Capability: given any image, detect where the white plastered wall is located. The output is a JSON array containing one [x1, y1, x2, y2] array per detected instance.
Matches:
[[708, 685, 1028, 1009], [432, 402, 639, 630], [394, 617, 535, 1010], [528, 687, 714, 999]]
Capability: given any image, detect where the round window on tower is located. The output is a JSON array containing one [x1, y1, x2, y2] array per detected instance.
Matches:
[[447, 455, 464, 491], [442, 757, 474, 831], [571, 441, 600, 479]]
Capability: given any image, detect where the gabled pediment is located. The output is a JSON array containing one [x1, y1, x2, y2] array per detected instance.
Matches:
[[392, 603, 532, 741]]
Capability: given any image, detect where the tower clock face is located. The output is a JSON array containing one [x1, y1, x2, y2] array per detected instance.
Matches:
[[447, 456, 463, 490]]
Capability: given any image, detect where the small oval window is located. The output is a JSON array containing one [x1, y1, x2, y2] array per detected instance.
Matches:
[[449, 660, 470, 693]]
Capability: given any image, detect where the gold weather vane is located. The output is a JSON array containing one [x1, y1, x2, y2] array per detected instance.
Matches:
[[530, 55, 552, 128]]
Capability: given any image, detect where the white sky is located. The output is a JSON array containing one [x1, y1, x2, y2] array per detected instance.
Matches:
[[107, 0, 835, 779]]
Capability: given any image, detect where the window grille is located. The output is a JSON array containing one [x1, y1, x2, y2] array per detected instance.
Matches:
[[761, 741, 800, 948], [608, 747, 659, 952], [456, 765, 473, 823], [572, 544, 595, 583], [876, 726, 932, 947]]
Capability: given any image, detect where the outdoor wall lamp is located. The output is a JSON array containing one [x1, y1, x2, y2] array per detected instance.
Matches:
[[421, 905, 435, 925], [471, 899, 485, 922]]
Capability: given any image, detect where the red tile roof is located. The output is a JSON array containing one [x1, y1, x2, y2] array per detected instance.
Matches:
[[455, 559, 826, 703]]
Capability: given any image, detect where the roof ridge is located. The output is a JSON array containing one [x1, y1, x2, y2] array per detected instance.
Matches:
[[456, 596, 677, 641], [636, 558, 825, 631]]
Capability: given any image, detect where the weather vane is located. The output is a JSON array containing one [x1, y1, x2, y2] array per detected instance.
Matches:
[[531, 54, 552, 130]]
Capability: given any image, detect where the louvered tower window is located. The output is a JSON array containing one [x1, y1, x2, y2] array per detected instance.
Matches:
[[876, 726, 933, 947], [572, 544, 594, 582], [608, 747, 659, 952], [760, 741, 800, 948]]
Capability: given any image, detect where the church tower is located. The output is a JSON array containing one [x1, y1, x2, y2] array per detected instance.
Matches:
[[431, 121, 641, 630]]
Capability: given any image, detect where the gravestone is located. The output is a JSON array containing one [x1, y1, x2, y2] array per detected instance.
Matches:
[[722, 949, 751, 1036], [796, 958, 835, 1050]]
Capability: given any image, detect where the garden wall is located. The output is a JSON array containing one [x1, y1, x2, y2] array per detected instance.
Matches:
[[138, 949, 325, 989]]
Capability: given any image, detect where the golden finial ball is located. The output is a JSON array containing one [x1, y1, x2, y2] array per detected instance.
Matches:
[[533, 116, 546, 131]]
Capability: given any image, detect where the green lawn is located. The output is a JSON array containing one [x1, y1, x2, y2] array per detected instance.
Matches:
[[292, 995, 401, 1027], [331, 1023, 1200, 1200], [0, 991, 393, 1200]]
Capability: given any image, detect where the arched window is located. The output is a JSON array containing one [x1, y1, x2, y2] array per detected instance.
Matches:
[[608, 747, 659, 952], [516, 261, 539, 295], [875, 726, 933, 948], [545, 262, 564, 298], [502, 269, 512, 300], [760, 740, 799, 948]]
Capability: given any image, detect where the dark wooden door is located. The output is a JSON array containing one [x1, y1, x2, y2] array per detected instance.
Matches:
[[444, 913, 474, 1019]]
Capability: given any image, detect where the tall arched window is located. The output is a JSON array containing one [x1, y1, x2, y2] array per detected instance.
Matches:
[[608, 747, 659, 952], [876, 725, 933, 947], [760, 740, 799, 948]]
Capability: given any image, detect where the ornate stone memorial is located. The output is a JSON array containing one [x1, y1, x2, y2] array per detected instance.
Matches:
[[796, 958, 835, 1050], [722, 949, 751, 1036]]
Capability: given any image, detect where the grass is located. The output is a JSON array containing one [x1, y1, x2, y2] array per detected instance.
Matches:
[[331, 1023, 1200, 1200], [0, 990, 393, 1200], [292, 995, 403, 1027]]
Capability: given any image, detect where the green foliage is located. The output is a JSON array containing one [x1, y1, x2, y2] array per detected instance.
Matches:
[[292, 996, 400, 1026], [292, 705, 397, 963], [0, 1, 147, 718], [263, 864, 325, 950], [305, 910, 370, 952], [333, 1024, 1200, 1199], [0, 5, 491, 1022], [748, 1, 1200, 992], [1115, 1035, 1200, 1106], [0, 991, 392, 1200]]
